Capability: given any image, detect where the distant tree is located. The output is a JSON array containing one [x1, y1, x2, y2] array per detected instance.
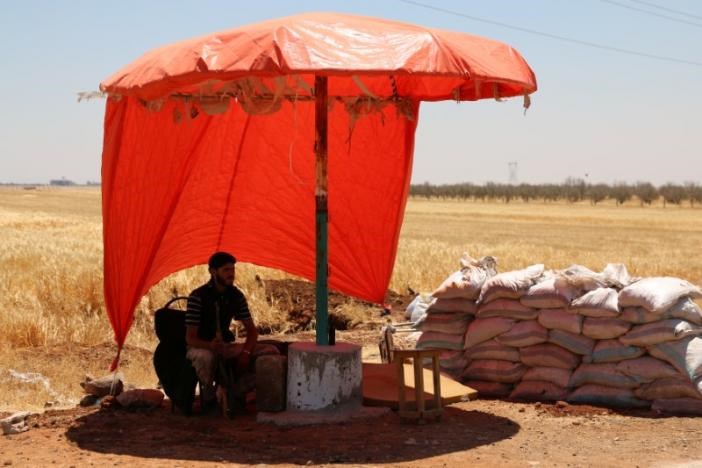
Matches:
[[659, 183, 685, 207], [684, 181, 702, 207], [563, 177, 586, 203], [633, 181, 657, 206], [609, 182, 632, 206], [586, 184, 609, 205]]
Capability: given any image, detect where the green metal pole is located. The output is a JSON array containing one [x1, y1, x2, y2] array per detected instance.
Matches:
[[314, 75, 329, 346]]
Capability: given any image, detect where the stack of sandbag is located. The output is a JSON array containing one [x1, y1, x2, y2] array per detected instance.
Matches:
[[457, 264, 702, 414], [412, 254, 496, 376]]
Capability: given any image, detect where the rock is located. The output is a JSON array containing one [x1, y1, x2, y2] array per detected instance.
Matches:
[[1, 412, 30, 436], [256, 355, 287, 412], [80, 374, 124, 397], [100, 395, 118, 410], [116, 389, 164, 409], [556, 401, 569, 408], [79, 394, 100, 407]]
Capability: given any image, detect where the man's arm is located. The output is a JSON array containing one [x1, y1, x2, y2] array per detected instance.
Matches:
[[184, 293, 219, 352]]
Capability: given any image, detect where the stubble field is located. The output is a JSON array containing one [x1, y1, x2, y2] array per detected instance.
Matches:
[[0, 187, 701, 411]]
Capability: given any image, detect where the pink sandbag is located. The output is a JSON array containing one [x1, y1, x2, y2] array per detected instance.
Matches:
[[510, 380, 568, 402], [537, 308, 582, 334], [477, 299, 538, 320], [570, 288, 620, 318]]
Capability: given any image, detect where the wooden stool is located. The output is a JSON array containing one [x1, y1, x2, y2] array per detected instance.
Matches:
[[393, 349, 443, 422]]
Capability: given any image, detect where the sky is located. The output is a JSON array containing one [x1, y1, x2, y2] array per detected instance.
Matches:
[[0, 0, 699, 186]]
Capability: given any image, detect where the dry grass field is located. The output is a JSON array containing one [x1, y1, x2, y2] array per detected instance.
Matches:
[[1, 187, 701, 411]]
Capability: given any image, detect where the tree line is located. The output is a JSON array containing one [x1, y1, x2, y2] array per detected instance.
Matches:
[[410, 179, 702, 207]]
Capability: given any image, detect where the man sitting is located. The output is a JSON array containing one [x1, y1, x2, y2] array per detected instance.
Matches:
[[185, 251, 275, 412]]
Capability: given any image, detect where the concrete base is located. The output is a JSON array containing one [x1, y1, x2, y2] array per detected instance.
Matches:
[[287, 342, 362, 411], [257, 405, 390, 427]]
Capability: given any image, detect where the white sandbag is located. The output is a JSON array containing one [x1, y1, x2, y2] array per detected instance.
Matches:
[[520, 343, 581, 369], [477, 299, 538, 320], [615, 357, 681, 382], [568, 384, 649, 408], [648, 336, 702, 380], [619, 319, 702, 347], [559, 263, 631, 292], [417, 313, 472, 335], [462, 380, 513, 397], [464, 317, 515, 348], [620, 298, 702, 326], [461, 359, 527, 384], [620, 307, 661, 324], [478, 264, 545, 304], [416, 331, 464, 351], [464, 339, 521, 362], [520, 276, 580, 309], [589, 339, 645, 363], [496, 320, 548, 347], [432, 255, 497, 300], [668, 298, 702, 325], [427, 298, 477, 315], [570, 288, 620, 318], [406, 294, 432, 322], [570, 363, 639, 389], [510, 381, 569, 402], [522, 367, 572, 388], [652, 398, 702, 416], [582, 317, 631, 340], [619, 277, 702, 314], [538, 309, 583, 334], [548, 329, 595, 356], [634, 377, 702, 400]]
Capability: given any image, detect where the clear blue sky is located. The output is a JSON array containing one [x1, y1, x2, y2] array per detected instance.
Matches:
[[0, 0, 700, 185]]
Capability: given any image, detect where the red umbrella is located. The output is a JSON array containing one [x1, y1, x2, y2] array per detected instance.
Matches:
[[99, 12, 536, 366]]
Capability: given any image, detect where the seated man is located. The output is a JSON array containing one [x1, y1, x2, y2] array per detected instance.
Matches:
[[185, 251, 275, 411]]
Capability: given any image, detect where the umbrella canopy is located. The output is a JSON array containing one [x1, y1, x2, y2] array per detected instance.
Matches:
[[99, 12, 536, 358]]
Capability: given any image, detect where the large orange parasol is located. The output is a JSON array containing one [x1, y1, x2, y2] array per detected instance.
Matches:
[[98, 12, 536, 364]]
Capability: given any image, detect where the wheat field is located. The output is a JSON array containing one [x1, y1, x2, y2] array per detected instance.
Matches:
[[1, 187, 700, 410]]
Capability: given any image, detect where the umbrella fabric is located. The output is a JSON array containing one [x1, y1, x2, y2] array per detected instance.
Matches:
[[99, 13, 536, 352]]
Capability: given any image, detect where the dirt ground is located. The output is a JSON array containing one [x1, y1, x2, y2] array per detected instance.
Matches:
[[2, 396, 702, 467]]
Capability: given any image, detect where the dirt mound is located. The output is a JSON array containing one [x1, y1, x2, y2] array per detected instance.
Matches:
[[263, 278, 413, 332]]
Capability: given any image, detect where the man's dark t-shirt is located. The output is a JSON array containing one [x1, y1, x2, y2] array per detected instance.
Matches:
[[185, 280, 251, 343]]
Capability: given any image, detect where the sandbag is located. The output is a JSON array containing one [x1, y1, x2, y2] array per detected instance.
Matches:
[[619, 319, 702, 347], [538, 308, 582, 334], [461, 360, 527, 383], [496, 320, 548, 347], [520, 276, 580, 309], [477, 299, 538, 320], [416, 331, 465, 351], [522, 366, 572, 388], [462, 380, 513, 397], [634, 377, 702, 400], [427, 298, 478, 315], [520, 343, 581, 369], [406, 295, 432, 323], [478, 264, 545, 304], [465, 339, 521, 362], [619, 277, 702, 314], [589, 339, 645, 363], [548, 329, 595, 356], [621, 298, 702, 325], [615, 357, 681, 382], [438, 351, 468, 371], [510, 381, 568, 402], [417, 313, 472, 335], [464, 317, 515, 348], [647, 336, 702, 380], [570, 288, 620, 318], [432, 255, 497, 300], [567, 384, 649, 408], [652, 398, 702, 416], [559, 263, 630, 292], [570, 363, 639, 389], [582, 317, 631, 340]]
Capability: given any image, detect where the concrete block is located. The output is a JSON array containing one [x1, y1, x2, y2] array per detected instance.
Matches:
[[287, 342, 362, 411], [256, 355, 287, 412]]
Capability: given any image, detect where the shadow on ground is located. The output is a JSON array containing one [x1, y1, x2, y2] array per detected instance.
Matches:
[[65, 405, 520, 464]]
